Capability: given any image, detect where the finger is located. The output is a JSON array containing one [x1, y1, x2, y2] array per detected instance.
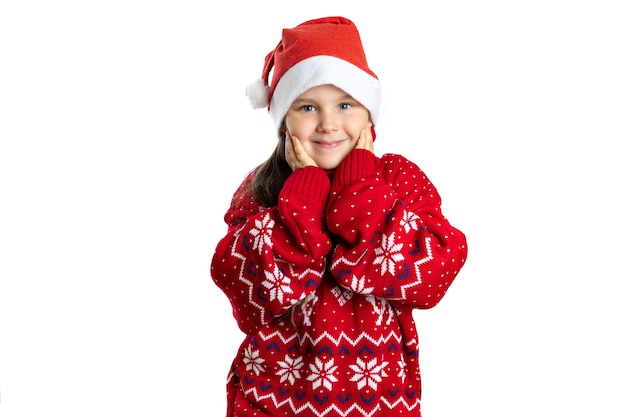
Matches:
[[284, 133, 292, 158], [291, 135, 304, 157], [288, 135, 308, 170], [364, 123, 374, 152], [291, 136, 315, 168], [284, 133, 299, 170], [356, 124, 374, 152]]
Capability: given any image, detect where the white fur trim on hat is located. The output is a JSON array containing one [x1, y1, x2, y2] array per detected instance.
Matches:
[[269, 55, 381, 130]]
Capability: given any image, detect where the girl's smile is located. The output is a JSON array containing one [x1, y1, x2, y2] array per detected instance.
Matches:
[[314, 138, 348, 148]]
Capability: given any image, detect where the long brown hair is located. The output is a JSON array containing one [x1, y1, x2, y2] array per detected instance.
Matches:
[[250, 133, 292, 207]]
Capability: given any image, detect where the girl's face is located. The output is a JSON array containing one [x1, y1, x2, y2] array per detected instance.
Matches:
[[282, 84, 371, 170]]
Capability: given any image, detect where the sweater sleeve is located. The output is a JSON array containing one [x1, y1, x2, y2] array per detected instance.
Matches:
[[211, 167, 332, 335], [326, 150, 468, 309]]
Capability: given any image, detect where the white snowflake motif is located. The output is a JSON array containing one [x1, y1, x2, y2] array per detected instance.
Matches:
[[349, 358, 389, 390], [276, 355, 304, 385], [243, 346, 265, 376], [400, 210, 421, 233], [397, 357, 407, 384], [249, 213, 274, 253], [307, 358, 339, 390], [350, 275, 374, 294], [262, 265, 293, 303], [373, 232, 404, 276]]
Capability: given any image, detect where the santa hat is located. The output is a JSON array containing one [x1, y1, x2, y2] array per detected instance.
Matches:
[[245, 16, 381, 132]]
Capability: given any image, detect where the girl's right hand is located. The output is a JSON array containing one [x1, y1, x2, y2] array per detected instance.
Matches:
[[355, 122, 374, 153], [285, 132, 318, 171]]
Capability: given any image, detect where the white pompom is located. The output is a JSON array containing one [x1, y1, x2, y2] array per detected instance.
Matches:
[[245, 78, 270, 109]]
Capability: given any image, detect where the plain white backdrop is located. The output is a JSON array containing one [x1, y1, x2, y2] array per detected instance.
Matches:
[[1, 1, 625, 416]]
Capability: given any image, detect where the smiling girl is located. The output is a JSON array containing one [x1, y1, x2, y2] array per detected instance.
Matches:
[[211, 16, 468, 417]]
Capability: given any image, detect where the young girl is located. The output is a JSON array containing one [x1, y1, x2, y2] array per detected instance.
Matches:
[[211, 16, 468, 417]]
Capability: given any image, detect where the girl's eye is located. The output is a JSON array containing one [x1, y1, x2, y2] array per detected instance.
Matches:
[[339, 103, 352, 110], [301, 105, 315, 112]]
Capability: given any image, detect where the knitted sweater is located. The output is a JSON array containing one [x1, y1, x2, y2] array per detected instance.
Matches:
[[211, 149, 468, 417]]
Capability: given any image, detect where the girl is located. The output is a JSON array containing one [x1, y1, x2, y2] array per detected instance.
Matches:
[[211, 16, 468, 417]]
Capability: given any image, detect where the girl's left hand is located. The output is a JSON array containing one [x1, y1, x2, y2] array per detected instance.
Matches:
[[355, 122, 374, 153]]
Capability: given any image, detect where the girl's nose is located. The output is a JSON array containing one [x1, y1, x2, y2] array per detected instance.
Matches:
[[317, 110, 338, 133]]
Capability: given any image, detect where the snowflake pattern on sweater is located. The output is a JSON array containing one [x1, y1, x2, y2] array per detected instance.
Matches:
[[211, 150, 468, 416]]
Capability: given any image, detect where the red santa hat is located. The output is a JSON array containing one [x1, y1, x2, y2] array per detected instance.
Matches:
[[246, 16, 381, 132]]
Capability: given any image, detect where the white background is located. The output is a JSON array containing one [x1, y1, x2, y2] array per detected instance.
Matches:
[[1, 1, 625, 416]]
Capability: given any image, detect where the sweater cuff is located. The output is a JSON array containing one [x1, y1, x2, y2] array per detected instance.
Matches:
[[281, 166, 330, 204], [333, 149, 376, 188]]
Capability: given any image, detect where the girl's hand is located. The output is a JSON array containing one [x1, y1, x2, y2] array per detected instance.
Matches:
[[285, 132, 318, 171], [355, 122, 374, 153]]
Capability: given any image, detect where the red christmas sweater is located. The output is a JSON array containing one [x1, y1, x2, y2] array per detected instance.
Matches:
[[211, 149, 468, 416]]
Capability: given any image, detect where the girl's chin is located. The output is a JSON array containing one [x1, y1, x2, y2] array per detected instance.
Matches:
[[313, 155, 349, 171], [315, 161, 341, 171]]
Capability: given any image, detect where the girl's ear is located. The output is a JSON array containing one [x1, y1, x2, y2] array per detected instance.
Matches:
[[371, 125, 377, 142]]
